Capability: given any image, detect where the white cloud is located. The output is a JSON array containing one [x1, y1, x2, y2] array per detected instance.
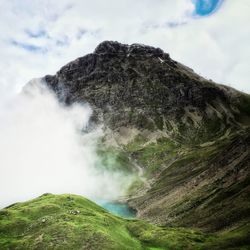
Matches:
[[0, 0, 249, 94], [0, 0, 249, 96], [0, 80, 133, 208]]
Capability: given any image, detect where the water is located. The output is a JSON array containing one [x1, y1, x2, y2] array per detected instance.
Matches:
[[95, 199, 136, 218], [193, 0, 223, 16]]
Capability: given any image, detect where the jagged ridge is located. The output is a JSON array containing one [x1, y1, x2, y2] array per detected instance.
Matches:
[[44, 41, 248, 143]]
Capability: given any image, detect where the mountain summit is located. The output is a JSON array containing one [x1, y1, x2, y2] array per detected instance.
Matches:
[[45, 41, 249, 144], [2, 41, 248, 249]]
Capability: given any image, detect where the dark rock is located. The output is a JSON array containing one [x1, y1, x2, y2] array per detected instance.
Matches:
[[44, 41, 245, 143]]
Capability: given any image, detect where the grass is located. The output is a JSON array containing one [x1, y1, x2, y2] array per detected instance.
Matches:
[[124, 129, 250, 236], [96, 145, 134, 173], [125, 136, 179, 177], [0, 194, 141, 250], [1, 194, 249, 249]]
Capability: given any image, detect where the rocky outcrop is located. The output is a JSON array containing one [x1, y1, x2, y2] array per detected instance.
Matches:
[[43, 41, 250, 232], [44, 41, 246, 144]]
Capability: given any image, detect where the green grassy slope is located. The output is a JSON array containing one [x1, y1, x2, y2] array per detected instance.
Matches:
[[125, 129, 250, 233], [1, 194, 249, 250]]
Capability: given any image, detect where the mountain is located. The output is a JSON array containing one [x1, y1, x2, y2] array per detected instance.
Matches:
[[44, 41, 250, 232], [45, 41, 249, 145], [1, 41, 249, 249]]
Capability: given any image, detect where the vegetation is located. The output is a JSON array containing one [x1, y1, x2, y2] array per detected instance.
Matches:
[[96, 145, 134, 173], [125, 135, 179, 177], [124, 129, 250, 235], [1, 194, 249, 249]]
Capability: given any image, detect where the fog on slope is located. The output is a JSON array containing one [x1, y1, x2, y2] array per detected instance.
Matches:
[[0, 79, 131, 208]]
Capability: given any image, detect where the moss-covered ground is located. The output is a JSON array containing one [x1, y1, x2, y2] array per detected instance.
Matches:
[[1, 194, 249, 250]]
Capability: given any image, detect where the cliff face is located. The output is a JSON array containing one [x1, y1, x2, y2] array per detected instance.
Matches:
[[44, 41, 250, 232], [44, 41, 247, 143]]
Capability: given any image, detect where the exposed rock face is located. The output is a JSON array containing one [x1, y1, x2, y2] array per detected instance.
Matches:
[[44, 41, 244, 143], [44, 41, 250, 232]]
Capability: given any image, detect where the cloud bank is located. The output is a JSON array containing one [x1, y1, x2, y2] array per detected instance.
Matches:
[[0, 80, 132, 208], [0, 0, 249, 95]]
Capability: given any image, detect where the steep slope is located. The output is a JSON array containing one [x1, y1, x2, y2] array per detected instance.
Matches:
[[1, 194, 250, 250], [43, 41, 250, 233], [126, 129, 250, 232], [45, 41, 249, 144]]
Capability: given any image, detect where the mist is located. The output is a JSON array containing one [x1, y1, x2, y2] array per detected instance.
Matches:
[[0, 79, 132, 208]]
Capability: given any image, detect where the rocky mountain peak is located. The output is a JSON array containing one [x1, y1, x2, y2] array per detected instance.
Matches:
[[94, 40, 166, 58], [94, 40, 128, 54], [44, 41, 248, 143]]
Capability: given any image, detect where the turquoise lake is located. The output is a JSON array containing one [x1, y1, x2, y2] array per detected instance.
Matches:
[[94, 199, 136, 218]]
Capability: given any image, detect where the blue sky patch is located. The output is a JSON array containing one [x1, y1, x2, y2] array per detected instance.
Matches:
[[193, 0, 223, 16], [25, 29, 47, 39], [56, 36, 70, 47], [11, 40, 47, 53]]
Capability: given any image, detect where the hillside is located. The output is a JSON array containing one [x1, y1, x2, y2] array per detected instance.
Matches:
[[1, 194, 250, 250], [43, 41, 250, 233]]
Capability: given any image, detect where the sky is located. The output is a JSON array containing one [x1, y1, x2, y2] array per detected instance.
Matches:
[[0, 0, 249, 96]]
